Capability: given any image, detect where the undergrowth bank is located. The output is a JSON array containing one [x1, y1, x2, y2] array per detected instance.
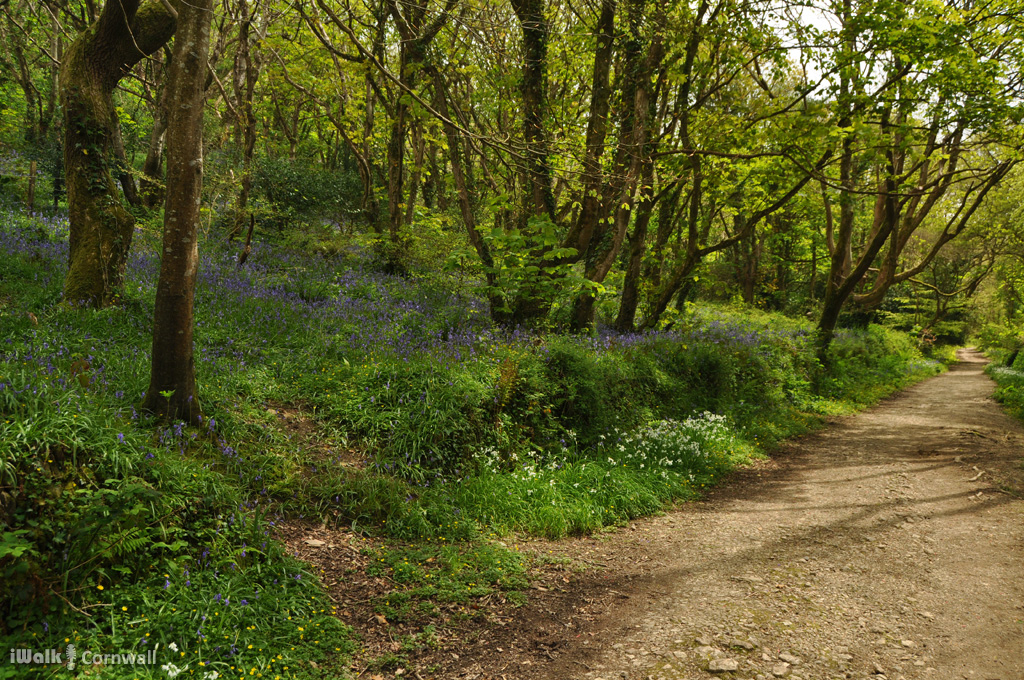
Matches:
[[0, 210, 945, 678]]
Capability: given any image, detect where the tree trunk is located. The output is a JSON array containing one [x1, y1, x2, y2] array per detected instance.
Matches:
[[430, 67, 506, 321], [52, 138, 64, 211], [809, 238, 818, 301], [363, 70, 382, 231], [111, 113, 142, 207], [140, 92, 168, 208], [404, 120, 425, 224], [228, 0, 259, 241], [60, 0, 175, 306], [27, 161, 37, 211], [572, 0, 665, 330], [143, 0, 211, 424], [646, 182, 682, 287], [12, 42, 41, 144], [385, 98, 408, 240], [739, 215, 759, 304], [614, 174, 656, 332], [510, 0, 555, 223], [562, 0, 616, 256], [44, 14, 61, 141], [816, 131, 896, 356], [422, 139, 437, 209], [382, 0, 455, 255], [816, 22, 856, 357], [566, 0, 616, 331]]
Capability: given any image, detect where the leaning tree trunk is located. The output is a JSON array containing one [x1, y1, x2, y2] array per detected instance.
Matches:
[[60, 0, 175, 306], [571, 0, 665, 331], [143, 0, 211, 424], [430, 66, 506, 321]]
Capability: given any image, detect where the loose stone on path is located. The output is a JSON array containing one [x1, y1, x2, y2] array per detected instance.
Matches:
[[708, 658, 740, 672]]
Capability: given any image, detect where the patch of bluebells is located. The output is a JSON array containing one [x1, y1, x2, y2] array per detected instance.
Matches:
[[2, 206, 915, 378], [191, 237, 497, 366], [0, 208, 69, 284], [575, 320, 802, 356], [2, 207, 814, 386]]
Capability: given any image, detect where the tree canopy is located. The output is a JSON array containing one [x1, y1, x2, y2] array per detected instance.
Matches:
[[2, 0, 1023, 343]]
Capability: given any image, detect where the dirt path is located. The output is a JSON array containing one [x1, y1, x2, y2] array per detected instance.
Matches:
[[452, 349, 1024, 680]]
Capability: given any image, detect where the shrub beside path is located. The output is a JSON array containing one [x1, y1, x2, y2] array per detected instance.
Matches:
[[452, 349, 1023, 680]]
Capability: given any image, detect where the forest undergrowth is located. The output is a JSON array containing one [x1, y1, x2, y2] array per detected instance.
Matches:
[[983, 342, 1024, 496], [0, 209, 949, 678]]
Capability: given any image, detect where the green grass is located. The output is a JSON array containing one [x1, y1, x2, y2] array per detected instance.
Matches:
[[364, 541, 529, 623]]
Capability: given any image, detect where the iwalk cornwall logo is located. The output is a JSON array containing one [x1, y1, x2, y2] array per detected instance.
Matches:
[[9, 643, 157, 668]]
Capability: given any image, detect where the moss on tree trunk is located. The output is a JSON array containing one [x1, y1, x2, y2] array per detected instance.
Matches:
[[59, 0, 175, 306]]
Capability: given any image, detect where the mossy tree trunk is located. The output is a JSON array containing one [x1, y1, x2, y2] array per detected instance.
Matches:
[[510, 0, 556, 225], [143, 0, 212, 424], [60, 0, 175, 306]]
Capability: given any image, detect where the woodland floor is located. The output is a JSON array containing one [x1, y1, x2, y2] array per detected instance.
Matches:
[[284, 349, 1024, 680]]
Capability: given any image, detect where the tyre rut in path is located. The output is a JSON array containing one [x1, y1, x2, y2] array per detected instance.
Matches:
[[507, 350, 1023, 680]]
